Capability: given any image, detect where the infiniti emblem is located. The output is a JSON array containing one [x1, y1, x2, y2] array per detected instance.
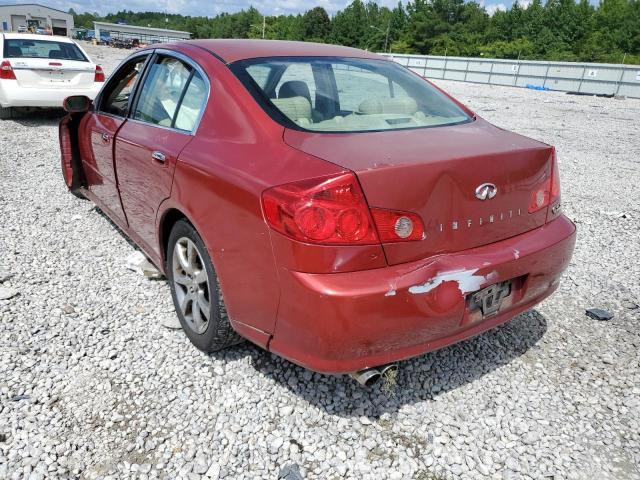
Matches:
[[475, 183, 497, 200]]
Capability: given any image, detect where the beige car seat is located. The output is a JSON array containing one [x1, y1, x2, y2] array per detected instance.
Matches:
[[272, 96, 313, 126], [358, 97, 419, 115]]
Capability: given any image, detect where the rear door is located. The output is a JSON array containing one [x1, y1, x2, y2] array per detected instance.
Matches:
[[79, 53, 150, 224], [115, 52, 208, 257], [3, 37, 95, 89]]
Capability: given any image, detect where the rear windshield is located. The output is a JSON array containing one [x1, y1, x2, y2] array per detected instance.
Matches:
[[230, 56, 471, 133], [3, 39, 87, 62]]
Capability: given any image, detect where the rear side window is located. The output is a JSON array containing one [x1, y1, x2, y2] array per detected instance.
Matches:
[[3, 39, 87, 61], [133, 55, 207, 132], [174, 73, 206, 131], [134, 57, 191, 126]]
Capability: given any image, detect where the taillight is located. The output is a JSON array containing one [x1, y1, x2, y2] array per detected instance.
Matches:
[[94, 65, 105, 82], [528, 177, 550, 213], [262, 172, 426, 245], [0, 60, 16, 80], [370, 208, 425, 242], [262, 173, 379, 245], [528, 148, 560, 214]]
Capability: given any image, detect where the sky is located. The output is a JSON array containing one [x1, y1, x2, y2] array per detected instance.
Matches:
[[3, 0, 525, 16]]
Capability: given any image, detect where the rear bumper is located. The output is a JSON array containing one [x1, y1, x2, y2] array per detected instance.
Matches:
[[268, 214, 576, 374], [0, 82, 101, 108]]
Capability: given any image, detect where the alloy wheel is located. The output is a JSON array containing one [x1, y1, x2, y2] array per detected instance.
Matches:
[[172, 237, 211, 334]]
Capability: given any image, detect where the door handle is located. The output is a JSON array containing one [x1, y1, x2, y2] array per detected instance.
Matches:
[[101, 133, 110, 143], [151, 151, 166, 163]]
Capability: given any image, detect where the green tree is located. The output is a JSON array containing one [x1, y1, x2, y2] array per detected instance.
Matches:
[[68, 0, 640, 65], [330, 0, 368, 49], [301, 7, 330, 42]]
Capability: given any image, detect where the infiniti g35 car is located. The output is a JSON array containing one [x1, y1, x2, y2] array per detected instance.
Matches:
[[59, 40, 576, 382], [0, 33, 104, 119]]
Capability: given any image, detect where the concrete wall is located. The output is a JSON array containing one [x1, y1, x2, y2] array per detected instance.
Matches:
[[384, 53, 640, 99], [0, 4, 73, 35]]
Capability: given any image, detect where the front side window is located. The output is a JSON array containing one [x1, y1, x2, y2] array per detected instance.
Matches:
[[3, 39, 87, 61], [232, 57, 471, 133], [99, 56, 148, 117], [133, 57, 192, 127]]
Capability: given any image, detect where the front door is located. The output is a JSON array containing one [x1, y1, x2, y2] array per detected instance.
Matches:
[[115, 54, 208, 258], [82, 113, 126, 222], [79, 53, 149, 225]]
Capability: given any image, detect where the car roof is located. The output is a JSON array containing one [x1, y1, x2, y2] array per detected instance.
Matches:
[[184, 39, 383, 64], [2, 33, 75, 43]]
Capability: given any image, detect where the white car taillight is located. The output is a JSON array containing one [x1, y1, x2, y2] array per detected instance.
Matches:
[[94, 65, 105, 82], [0, 60, 17, 80]]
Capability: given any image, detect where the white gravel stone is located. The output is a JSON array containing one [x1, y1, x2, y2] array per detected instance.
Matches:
[[0, 269, 13, 282], [193, 455, 210, 475], [0, 287, 18, 300], [159, 313, 182, 330]]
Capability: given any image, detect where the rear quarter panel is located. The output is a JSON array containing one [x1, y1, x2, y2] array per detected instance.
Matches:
[[159, 45, 344, 336]]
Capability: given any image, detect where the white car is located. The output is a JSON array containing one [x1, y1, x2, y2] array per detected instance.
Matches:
[[0, 33, 104, 119]]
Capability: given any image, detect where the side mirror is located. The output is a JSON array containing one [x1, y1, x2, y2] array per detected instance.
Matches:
[[63, 95, 92, 113]]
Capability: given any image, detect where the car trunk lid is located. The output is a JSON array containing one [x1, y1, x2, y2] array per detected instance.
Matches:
[[9, 58, 95, 89], [284, 118, 553, 265]]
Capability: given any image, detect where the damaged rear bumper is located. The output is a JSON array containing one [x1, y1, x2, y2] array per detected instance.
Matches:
[[268, 214, 576, 374]]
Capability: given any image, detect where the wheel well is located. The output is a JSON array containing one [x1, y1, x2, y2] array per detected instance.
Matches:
[[160, 209, 189, 263]]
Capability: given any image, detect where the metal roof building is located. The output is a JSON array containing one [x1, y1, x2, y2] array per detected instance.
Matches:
[[94, 21, 191, 44], [0, 3, 74, 36]]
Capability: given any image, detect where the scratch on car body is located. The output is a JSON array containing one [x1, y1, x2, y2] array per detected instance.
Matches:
[[408, 268, 498, 296], [514, 249, 520, 259], [385, 289, 397, 297]]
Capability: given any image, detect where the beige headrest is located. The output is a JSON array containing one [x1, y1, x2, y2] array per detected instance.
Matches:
[[272, 96, 312, 123], [358, 97, 419, 115]]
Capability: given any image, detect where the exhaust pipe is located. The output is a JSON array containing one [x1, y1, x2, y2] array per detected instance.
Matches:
[[349, 368, 381, 387], [379, 363, 398, 378], [348, 363, 398, 387]]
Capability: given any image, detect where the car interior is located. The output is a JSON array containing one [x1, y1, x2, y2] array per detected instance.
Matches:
[[6, 46, 22, 57], [241, 59, 470, 132], [99, 55, 205, 132], [101, 57, 147, 117]]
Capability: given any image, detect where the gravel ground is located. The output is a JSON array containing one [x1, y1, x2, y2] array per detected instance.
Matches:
[[1, 44, 639, 480]]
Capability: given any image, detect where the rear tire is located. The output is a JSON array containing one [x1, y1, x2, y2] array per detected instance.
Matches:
[[166, 220, 242, 352], [0, 106, 13, 120]]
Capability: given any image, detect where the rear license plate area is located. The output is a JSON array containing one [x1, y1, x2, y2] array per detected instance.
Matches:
[[468, 280, 512, 317]]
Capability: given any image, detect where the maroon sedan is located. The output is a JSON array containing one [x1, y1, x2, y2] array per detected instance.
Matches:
[[59, 40, 576, 385]]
